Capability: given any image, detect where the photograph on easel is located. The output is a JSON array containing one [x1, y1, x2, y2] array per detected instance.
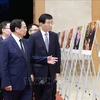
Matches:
[[66, 28, 73, 49], [58, 32, 61, 46], [73, 26, 83, 50], [60, 30, 66, 48], [83, 21, 97, 50]]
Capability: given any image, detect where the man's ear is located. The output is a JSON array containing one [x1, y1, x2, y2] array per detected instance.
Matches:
[[2, 28, 5, 33], [39, 23, 42, 26], [15, 27, 19, 33]]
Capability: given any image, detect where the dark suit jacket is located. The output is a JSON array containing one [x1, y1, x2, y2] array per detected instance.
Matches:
[[0, 37, 3, 89], [29, 30, 61, 80], [0, 37, 3, 41], [0, 35, 32, 90]]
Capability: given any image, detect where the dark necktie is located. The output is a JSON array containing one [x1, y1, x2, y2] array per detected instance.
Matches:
[[44, 33, 49, 52], [19, 39, 26, 58]]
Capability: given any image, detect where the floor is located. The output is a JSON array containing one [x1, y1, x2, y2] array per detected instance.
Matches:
[[56, 75, 100, 100], [56, 92, 63, 100], [57, 54, 100, 100]]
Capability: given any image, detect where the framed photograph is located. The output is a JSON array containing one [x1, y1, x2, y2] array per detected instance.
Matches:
[[66, 28, 73, 49], [60, 30, 66, 48], [73, 26, 83, 50], [83, 21, 97, 51]]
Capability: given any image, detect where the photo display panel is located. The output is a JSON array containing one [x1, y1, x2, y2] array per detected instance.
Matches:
[[66, 28, 73, 49], [83, 21, 97, 51]]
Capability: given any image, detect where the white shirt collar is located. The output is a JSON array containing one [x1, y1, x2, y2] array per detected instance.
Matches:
[[11, 33, 22, 49], [2, 36, 6, 39], [11, 33, 21, 41], [40, 29, 49, 41], [40, 29, 49, 35]]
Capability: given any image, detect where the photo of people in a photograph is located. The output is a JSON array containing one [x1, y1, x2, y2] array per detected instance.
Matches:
[[60, 30, 66, 48], [83, 21, 97, 50], [66, 28, 73, 49], [73, 26, 82, 50]]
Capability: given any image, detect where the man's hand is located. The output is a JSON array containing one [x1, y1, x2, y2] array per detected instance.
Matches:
[[4, 85, 12, 91], [31, 74, 34, 82], [47, 55, 58, 64]]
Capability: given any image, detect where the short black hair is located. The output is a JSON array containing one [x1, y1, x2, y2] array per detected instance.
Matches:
[[0, 21, 10, 34], [27, 23, 39, 31], [38, 13, 53, 24], [10, 19, 24, 32]]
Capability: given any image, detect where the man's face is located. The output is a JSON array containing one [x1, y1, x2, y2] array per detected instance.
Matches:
[[17, 21, 27, 38], [3, 23, 11, 38], [28, 25, 39, 35], [40, 19, 53, 32]]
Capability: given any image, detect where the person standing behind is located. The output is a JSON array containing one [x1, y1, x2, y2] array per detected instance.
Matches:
[[28, 23, 39, 35], [0, 21, 11, 100], [28, 23, 39, 100], [0, 19, 34, 100], [29, 13, 61, 100], [0, 21, 11, 40]]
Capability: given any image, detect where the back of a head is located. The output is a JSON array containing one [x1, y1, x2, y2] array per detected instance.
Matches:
[[10, 19, 24, 32], [38, 13, 53, 24]]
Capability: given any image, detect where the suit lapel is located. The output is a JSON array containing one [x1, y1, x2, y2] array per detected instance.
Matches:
[[48, 31, 53, 54], [22, 39, 28, 60], [0, 37, 3, 41], [10, 35, 26, 60]]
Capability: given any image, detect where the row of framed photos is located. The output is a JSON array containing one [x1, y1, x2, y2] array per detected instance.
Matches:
[[58, 20, 99, 55]]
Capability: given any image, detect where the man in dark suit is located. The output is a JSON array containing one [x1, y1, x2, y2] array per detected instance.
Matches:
[[29, 13, 61, 100], [0, 19, 34, 100], [0, 21, 11, 100], [73, 27, 81, 50], [0, 19, 58, 100], [27, 23, 58, 100]]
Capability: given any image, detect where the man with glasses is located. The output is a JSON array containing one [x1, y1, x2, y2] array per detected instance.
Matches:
[[0, 21, 11, 40], [28, 23, 39, 35], [0, 21, 11, 100]]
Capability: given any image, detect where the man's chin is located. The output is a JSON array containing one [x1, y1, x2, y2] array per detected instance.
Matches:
[[24, 33, 26, 36], [49, 29, 52, 31]]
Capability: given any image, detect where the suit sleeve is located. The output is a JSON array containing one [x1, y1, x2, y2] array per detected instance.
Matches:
[[0, 42, 11, 89], [31, 56, 47, 64], [29, 35, 48, 64], [55, 34, 61, 73]]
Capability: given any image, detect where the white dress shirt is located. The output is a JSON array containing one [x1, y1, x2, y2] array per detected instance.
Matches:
[[40, 29, 49, 44], [11, 33, 22, 49]]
